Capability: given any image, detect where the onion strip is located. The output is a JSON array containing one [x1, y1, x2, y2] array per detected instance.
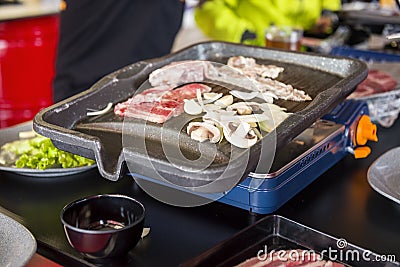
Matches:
[[87, 103, 113, 116]]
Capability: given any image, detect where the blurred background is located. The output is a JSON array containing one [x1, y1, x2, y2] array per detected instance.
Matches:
[[1, 0, 400, 128]]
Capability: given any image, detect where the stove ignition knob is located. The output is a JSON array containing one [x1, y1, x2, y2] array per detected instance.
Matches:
[[353, 115, 378, 159], [356, 115, 378, 145]]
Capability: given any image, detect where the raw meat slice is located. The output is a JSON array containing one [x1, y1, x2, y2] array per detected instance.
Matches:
[[349, 69, 398, 99], [162, 83, 211, 102], [114, 83, 211, 123], [206, 57, 311, 101], [121, 99, 182, 124], [147, 57, 311, 102]]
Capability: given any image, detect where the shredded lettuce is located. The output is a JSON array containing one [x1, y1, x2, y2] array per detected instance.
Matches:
[[1, 135, 95, 170]]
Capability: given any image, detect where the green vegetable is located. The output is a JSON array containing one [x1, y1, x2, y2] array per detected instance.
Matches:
[[1, 135, 95, 170]]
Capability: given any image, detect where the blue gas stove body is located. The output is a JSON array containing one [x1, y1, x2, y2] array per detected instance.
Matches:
[[130, 100, 373, 214], [218, 100, 371, 214]]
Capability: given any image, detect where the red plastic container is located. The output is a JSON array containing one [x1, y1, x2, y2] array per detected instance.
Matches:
[[0, 15, 59, 128]]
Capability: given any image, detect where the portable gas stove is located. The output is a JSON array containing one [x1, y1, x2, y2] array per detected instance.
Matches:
[[33, 42, 372, 214], [128, 99, 377, 214], [218, 99, 377, 214]]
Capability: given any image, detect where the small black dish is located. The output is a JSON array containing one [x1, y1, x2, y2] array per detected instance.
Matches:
[[60, 194, 145, 259]]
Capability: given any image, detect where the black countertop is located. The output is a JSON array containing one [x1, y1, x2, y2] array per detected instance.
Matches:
[[1, 119, 400, 266]]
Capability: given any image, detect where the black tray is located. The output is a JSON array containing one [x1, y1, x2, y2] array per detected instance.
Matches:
[[33, 42, 367, 189], [181, 215, 399, 267]]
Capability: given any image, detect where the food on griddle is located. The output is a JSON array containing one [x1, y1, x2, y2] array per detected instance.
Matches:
[[234, 249, 345, 267], [227, 56, 285, 79], [208, 56, 312, 102], [113, 56, 307, 148], [183, 89, 289, 148], [114, 83, 211, 123], [0, 135, 95, 170], [149, 60, 207, 87], [187, 122, 222, 143], [147, 56, 312, 103], [348, 69, 398, 99], [115, 56, 309, 123]]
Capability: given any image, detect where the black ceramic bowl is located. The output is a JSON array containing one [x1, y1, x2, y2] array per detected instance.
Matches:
[[60, 194, 145, 259]]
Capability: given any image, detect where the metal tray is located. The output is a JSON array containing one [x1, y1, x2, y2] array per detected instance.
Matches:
[[181, 215, 399, 267], [33, 42, 367, 189]]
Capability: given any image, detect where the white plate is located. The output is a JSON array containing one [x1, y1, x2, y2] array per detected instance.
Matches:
[[0, 212, 36, 267], [0, 164, 96, 177], [367, 147, 400, 205], [0, 121, 96, 177]]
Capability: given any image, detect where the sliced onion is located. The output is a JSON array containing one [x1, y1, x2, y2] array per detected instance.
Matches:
[[18, 131, 36, 139], [141, 228, 151, 238], [230, 90, 259, 100], [219, 113, 270, 123], [184, 99, 203, 115], [87, 102, 113, 116]]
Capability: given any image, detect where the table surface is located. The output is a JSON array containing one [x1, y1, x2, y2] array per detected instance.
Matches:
[[1, 119, 400, 267]]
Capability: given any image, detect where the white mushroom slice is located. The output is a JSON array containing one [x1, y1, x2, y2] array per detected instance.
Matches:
[[230, 90, 259, 100], [187, 122, 221, 143], [203, 92, 218, 100], [204, 103, 222, 111], [184, 99, 203, 115], [214, 95, 234, 108], [203, 93, 223, 104], [223, 121, 258, 148], [226, 102, 254, 115], [203, 92, 223, 101]]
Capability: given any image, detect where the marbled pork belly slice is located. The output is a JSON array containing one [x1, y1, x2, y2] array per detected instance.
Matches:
[[114, 83, 211, 123]]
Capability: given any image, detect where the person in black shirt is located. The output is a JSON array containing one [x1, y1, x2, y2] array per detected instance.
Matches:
[[53, 0, 185, 102]]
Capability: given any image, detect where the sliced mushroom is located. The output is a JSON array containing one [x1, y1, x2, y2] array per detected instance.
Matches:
[[204, 103, 222, 111], [214, 95, 234, 108], [203, 92, 223, 102], [187, 122, 221, 143], [223, 121, 258, 148], [226, 102, 253, 115]]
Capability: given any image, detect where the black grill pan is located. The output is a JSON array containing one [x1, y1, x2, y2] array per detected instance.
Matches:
[[33, 42, 367, 187]]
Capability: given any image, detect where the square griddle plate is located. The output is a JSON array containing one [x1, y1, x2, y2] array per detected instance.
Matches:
[[33, 42, 367, 188], [181, 215, 399, 267]]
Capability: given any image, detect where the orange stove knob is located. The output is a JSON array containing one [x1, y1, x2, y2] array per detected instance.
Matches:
[[356, 115, 378, 146], [353, 146, 371, 159]]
